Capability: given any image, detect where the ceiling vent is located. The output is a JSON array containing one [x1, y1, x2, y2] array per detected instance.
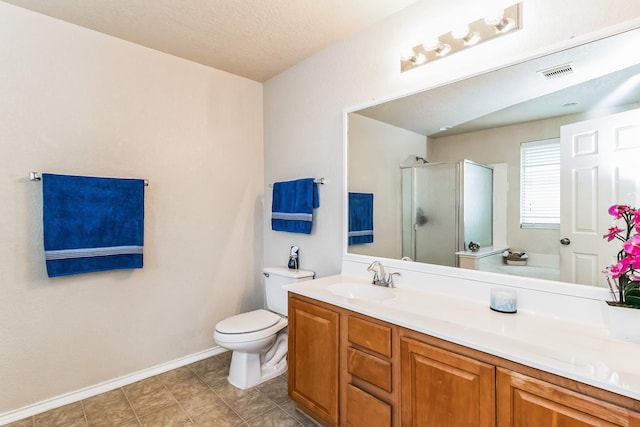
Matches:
[[537, 63, 574, 80]]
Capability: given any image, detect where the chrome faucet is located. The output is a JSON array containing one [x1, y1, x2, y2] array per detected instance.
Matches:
[[367, 261, 400, 288], [367, 260, 385, 284]]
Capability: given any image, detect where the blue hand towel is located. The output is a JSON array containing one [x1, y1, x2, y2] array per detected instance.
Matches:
[[348, 192, 373, 245], [42, 173, 145, 277], [271, 178, 319, 234]]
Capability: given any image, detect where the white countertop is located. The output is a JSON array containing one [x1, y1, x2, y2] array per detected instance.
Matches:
[[287, 273, 640, 401]]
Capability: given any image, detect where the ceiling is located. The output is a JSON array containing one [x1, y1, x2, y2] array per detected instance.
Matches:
[[355, 28, 640, 138], [1, 0, 419, 82]]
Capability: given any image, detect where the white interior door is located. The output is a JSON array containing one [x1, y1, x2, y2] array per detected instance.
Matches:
[[560, 108, 640, 286]]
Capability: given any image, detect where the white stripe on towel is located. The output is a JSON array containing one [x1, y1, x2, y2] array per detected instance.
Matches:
[[348, 230, 373, 237], [45, 245, 143, 261], [272, 212, 312, 221]]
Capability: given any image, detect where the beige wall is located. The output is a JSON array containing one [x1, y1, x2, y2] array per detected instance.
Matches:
[[0, 3, 263, 414], [264, 0, 640, 278], [348, 113, 426, 259]]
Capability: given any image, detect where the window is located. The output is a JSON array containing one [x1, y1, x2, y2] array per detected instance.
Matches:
[[520, 138, 560, 229]]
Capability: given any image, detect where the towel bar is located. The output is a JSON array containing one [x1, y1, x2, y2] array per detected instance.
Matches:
[[30, 172, 149, 187], [268, 178, 325, 188]]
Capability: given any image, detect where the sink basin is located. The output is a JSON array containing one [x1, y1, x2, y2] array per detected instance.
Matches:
[[327, 283, 395, 301]]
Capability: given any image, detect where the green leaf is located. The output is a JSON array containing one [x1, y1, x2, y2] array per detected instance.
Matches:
[[624, 295, 640, 308]]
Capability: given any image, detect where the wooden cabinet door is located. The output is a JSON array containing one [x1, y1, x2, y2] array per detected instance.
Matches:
[[288, 296, 340, 426], [400, 337, 495, 427], [497, 369, 640, 427]]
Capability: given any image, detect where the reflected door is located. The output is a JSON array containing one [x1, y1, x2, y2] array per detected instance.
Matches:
[[560, 108, 640, 286]]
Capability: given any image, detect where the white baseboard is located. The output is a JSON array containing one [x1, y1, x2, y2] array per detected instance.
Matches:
[[0, 346, 227, 426]]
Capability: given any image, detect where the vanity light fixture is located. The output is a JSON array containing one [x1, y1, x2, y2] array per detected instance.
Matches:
[[401, 2, 522, 72]]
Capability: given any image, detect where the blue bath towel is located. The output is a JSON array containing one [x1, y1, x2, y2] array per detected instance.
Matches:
[[348, 192, 373, 245], [271, 178, 319, 234], [42, 173, 145, 277]]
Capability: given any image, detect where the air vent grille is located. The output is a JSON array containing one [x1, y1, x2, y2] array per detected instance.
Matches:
[[537, 63, 574, 80]]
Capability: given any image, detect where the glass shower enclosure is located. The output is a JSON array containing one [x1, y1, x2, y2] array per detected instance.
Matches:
[[401, 160, 493, 267]]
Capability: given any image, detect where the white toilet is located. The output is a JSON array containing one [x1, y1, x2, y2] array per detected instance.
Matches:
[[214, 266, 314, 389]]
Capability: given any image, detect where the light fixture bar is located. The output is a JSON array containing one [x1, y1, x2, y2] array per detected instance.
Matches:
[[401, 2, 522, 72]]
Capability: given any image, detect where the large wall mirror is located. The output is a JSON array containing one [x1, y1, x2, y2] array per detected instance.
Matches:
[[347, 27, 640, 288]]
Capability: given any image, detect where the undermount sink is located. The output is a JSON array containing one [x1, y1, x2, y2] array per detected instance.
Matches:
[[327, 282, 395, 301]]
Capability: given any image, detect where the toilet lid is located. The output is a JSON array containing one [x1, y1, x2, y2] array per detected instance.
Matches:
[[216, 309, 282, 334]]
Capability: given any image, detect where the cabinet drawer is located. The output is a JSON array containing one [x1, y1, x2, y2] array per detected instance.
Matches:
[[346, 384, 391, 427], [347, 347, 392, 392], [348, 315, 392, 357]]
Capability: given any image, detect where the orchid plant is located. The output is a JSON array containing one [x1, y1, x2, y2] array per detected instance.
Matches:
[[603, 204, 640, 307]]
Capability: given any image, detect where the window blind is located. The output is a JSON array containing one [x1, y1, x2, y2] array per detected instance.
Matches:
[[520, 138, 560, 229]]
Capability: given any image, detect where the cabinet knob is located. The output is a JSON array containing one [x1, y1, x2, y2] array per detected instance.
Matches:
[[560, 238, 571, 246]]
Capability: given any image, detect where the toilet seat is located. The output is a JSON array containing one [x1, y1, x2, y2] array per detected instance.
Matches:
[[216, 309, 281, 333], [214, 309, 287, 344]]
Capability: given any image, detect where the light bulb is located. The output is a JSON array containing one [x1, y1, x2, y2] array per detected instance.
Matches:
[[484, 7, 515, 33], [413, 53, 427, 65], [436, 43, 451, 57], [451, 24, 470, 40], [495, 17, 515, 33], [400, 48, 416, 62], [422, 39, 451, 56], [483, 9, 505, 26], [422, 38, 441, 52], [452, 24, 480, 45]]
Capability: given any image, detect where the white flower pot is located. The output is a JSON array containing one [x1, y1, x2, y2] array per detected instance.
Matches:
[[602, 301, 640, 341]]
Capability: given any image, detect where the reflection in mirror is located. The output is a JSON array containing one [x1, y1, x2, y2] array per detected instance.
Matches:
[[399, 160, 493, 267], [347, 27, 640, 287]]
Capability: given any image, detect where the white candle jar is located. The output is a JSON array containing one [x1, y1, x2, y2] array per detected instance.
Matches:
[[490, 288, 517, 313]]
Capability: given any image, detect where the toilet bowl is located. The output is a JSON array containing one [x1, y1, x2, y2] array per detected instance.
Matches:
[[214, 309, 289, 389], [214, 267, 314, 389]]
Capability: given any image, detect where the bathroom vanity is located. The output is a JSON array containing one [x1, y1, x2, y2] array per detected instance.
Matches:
[[287, 275, 640, 427]]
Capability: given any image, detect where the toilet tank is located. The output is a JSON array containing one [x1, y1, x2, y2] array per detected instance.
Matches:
[[263, 267, 314, 316]]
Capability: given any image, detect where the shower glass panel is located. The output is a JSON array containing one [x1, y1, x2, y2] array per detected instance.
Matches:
[[402, 162, 458, 266], [401, 160, 493, 267]]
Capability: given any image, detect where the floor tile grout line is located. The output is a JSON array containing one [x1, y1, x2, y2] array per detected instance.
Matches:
[[119, 386, 144, 427], [155, 372, 197, 426], [186, 364, 248, 426], [79, 400, 89, 426]]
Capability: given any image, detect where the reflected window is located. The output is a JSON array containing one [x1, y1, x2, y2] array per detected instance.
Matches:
[[520, 138, 560, 229]]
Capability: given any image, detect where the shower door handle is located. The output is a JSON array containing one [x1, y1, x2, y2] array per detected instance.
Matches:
[[560, 238, 571, 246]]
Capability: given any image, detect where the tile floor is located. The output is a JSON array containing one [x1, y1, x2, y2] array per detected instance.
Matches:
[[7, 351, 318, 427]]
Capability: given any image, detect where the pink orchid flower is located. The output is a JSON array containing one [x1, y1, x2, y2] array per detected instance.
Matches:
[[623, 234, 640, 256], [608, 205, 622, 218], [610, 261, 628, 279], [609, 204, 631, 219], [603, 226, 624, 241]]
